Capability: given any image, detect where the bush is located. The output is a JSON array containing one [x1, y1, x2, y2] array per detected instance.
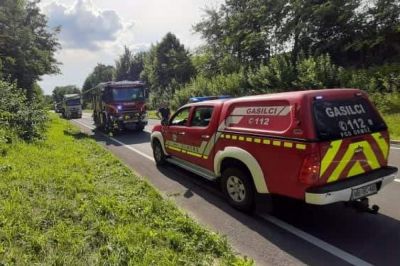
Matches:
[[0, 80, 48, 142], [248, 54, 296, 93], [339, 64, 400, 93], [171, 71, 248, 109]]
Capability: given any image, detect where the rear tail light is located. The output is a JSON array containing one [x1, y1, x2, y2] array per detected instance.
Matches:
[[299, 153, 321, 185]]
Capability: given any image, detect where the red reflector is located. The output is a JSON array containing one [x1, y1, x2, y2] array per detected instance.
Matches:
[[299, 153, 321, 185]]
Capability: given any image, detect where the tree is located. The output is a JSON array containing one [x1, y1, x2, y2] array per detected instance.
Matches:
[[129, 51, 146, 81], [52, 85, 80, 104], [0, 0, 60, 100], [142, 32, 195, 102], [82, 64, 115, 107], [115, 46, 133, 81]]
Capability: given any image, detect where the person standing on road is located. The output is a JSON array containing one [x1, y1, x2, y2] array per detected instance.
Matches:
[[157, 102, 171, 126]]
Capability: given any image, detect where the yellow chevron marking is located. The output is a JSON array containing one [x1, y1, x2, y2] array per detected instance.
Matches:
[[284, 142, 293, 148], [239, 136, 245, 141], [295, 144, 307, 150], [348, 161, 365, 177], [246, 137, 253, 142], [372, 132, 389, 160], [254, 138, 261, 143], [321, 140, 342, 176], [273, 141, 281, 146], [232, 135, 238, 140], [327, 141, 380, 183], [263, 139, 270, 145]]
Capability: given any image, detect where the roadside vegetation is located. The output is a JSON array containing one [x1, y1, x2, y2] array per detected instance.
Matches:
[[0, 114, 251, 265]]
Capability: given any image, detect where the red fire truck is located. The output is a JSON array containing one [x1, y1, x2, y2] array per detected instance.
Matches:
[[93, 81, 148, 133], [151, 89, 398, 212]]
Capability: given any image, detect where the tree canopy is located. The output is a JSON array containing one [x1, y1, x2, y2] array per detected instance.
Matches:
[[0, 0, 60, 100], [52, 85, 80, 104]]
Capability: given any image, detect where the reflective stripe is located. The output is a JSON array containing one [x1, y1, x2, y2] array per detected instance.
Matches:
[[295, 144, 306, 150], [284, 142, 293, 148], [263, 139, 271, 145], [327, 141, 380, 183], [320, 140, 342, 176], [246, 137, 253, 142], [239, 136, 245, 141], [273, 141, 281, 146], [348, 161, 365, 177], [371, 132, 389, 160], [254, 138, 261, 143]]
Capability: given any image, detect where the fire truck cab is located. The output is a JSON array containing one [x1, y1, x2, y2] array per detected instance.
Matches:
[[93, 81, 148, 133], [151, 89, 398, 212]]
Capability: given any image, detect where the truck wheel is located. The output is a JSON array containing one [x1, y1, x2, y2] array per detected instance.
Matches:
[[221, 168, 255, 212], [153, 140, 166, 166]]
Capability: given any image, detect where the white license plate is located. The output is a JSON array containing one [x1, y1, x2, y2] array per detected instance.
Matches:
[[351, 183, 378, 200]]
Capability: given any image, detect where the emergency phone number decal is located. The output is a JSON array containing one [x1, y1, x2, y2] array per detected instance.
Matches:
[[314, 98, 386, 140], [227, 105, 292, 131]]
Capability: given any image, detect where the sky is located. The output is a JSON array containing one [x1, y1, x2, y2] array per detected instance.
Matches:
[[38, 0, 223, 95]]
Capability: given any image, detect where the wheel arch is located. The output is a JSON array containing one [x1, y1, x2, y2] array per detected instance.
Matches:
[[214, 147, 268, 193], [151, 131, 169, 156]]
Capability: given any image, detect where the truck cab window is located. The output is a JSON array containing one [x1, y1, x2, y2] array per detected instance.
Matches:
[[191, 107, 213, 127], [170, 108, 190, 126]]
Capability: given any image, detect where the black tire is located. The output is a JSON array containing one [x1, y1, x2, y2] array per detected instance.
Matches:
[[153, 140, 166, 166], [221, 167, 255, 212]]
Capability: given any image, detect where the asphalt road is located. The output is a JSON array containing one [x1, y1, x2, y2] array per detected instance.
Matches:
[[71, 113, 400, 266]]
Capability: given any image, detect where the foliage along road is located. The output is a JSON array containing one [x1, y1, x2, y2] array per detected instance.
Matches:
[[72, 113, 400, 266]]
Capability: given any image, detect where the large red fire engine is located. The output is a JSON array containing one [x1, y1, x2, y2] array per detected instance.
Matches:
[[93, 81, 148, 133], [151, 89, 398, 212]]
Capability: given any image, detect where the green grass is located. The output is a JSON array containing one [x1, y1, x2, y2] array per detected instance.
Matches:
[[383, 113, 400, 140], [0, 114, 252, 265], [147, 110, 160, 120]]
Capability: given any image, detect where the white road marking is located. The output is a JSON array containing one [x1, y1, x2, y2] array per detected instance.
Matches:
[[73, 118, 373, 266], [394, 179, 400, 183], [260, 214, 373, 266], [390, 146, 400, 150], [72, 119, 155, 162]]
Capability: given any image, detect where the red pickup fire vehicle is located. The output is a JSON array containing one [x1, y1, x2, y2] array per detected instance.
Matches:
[[93, 81, 148, 133], [151, 89, 398, 212]]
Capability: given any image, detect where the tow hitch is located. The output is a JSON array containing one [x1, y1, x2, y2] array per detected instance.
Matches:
[[346, 198, 380, 214]]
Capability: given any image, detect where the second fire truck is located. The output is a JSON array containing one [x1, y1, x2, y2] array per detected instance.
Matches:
[[92, 81, 148, 133]]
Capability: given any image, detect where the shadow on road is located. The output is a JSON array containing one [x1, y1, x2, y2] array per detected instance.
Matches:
[[155, 164, 400, 266]]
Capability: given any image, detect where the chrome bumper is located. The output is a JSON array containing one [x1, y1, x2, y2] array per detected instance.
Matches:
[[305, 167, 398, 205]]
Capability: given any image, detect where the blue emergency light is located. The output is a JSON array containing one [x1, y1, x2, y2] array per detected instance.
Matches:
[[189, 95, 231, 103]]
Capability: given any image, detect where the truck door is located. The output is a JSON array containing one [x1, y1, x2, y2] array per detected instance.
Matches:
[[164, 107, 191, 158], [181, 106, 216, 170]]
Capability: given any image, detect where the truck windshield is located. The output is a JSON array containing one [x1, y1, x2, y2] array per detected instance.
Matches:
[[112, 87, 144, 102], [313, 97, 387, 140], [66, 99, 81, 106]]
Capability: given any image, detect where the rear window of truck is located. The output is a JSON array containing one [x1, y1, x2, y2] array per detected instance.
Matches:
[[313, 97, 387, 140]]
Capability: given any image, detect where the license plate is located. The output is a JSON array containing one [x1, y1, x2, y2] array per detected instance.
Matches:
[[351, 183, 378, 200]]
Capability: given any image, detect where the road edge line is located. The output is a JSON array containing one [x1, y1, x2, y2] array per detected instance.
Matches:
[[73, 120, 155, 162], [260, 214, 373, 266]]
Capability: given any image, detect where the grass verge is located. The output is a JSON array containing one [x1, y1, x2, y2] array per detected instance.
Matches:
[[383, 113, 400, 140], [0, 114, 252, 265], [147, 110, 160, 120]]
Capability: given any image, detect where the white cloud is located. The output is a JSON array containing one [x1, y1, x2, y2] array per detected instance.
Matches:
[[39, 0, 224, 94], [45, 0, 123, 50]]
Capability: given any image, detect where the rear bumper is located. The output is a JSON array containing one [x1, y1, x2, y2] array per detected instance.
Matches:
[[305, 166, 398, 205]]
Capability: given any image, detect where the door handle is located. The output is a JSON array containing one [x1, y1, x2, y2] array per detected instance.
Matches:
[[201, 134, 210, 139], [178, 132, 186, 135]]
